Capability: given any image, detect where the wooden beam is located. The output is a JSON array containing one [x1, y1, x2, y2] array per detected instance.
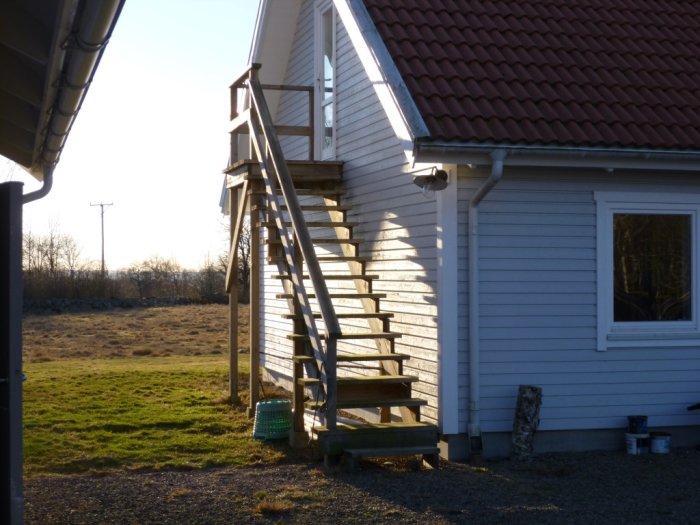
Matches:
[[225, 180, 249, 293], [228, 187, 239, 403], [247, 189, 261, 418]]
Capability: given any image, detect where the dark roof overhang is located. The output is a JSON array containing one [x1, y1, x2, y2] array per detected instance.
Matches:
[[0, 0, 125, 179]]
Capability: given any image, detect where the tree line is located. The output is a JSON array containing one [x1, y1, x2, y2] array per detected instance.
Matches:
[[22, 224, 251, 305]]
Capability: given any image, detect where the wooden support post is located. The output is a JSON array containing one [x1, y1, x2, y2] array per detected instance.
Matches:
[[247, 188, 261, 419], [511, 384, 543, 461], [291, 235, 308, 445], [228, 187, 239, 403]]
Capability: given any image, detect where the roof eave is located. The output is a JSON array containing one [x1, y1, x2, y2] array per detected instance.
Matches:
[[338, 0, 429, 144], [414, 140, 700, 172], [28, 0, 125, 180]]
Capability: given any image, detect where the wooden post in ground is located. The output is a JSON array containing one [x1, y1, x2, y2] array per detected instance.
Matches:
[[228, 187, 239, 403], [511, 384, 542, 460], [247, 188, 261, 418], [290, 234, 308, 446]]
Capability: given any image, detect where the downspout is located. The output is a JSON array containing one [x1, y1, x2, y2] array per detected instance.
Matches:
[[22, 165, 54, 204], [468, 149, 506, 450]]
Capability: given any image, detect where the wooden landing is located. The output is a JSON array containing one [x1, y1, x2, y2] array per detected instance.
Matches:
[[224, 159, 343, 188]]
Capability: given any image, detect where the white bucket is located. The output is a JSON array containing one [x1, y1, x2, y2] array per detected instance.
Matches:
[[625, 433, 650, 455], [650, 432, 671, 454]]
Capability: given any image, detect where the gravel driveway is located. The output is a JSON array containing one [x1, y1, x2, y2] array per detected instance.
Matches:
[[25, 448, 700, 524]]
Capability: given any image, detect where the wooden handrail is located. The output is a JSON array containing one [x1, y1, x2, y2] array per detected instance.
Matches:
[[230, 63, 314, 161], [246, 69, 339, 429]]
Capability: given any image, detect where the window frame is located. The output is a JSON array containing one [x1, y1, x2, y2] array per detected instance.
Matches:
[[314, 0, 336, 160], [595, 191, 700, 351]]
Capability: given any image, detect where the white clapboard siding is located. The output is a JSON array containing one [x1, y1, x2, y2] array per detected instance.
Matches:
[[257, 0, 440, 421], [457, 166, 700, 434]]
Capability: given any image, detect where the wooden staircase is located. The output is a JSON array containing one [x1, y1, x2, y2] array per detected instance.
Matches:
[[225, 64, 439, 468]]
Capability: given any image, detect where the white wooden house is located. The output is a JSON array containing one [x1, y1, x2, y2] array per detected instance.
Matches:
[[224, 0, 700, 460]]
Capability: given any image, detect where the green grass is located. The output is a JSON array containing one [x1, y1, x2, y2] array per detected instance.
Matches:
[[23, 355, 287, 476]]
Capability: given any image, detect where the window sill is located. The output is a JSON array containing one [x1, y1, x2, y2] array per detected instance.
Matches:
[[603, 331, 700, 349]]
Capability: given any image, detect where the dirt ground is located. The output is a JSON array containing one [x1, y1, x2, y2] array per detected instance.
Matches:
[[22, 304, 700, 524], [24, 449, 700, 524]]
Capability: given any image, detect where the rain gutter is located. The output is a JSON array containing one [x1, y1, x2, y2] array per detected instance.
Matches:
[[22, 165, 54, 204], [414, 141, 700, 171], [27, 0, 125, 183]]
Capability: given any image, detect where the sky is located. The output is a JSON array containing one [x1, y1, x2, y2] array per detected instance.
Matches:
[[10, 0, 260, 271]]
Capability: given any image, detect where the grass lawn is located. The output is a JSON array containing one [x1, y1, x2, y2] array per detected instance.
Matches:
[[23, 352, 288, 477]]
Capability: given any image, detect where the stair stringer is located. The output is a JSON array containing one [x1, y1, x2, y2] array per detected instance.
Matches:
[[322, 195, 417, 423]]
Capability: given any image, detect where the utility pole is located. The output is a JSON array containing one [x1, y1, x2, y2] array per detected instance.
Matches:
[[90, 202, 113, 278]]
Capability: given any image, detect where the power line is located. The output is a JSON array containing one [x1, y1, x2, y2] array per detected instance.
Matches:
[[90, 202, 113, 277]]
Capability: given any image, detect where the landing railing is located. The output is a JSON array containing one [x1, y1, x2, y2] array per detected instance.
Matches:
[[226, 64, 340, 430]]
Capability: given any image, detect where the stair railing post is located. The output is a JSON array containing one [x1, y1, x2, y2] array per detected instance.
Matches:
[[247, 185, 261, 418]]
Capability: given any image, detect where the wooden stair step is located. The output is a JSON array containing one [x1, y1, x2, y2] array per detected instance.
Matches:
[[282, 204, 351, 212], [288, 332, 401, 341], [305, 397, 427, 410], [293, 352, 408, 363], [266, 238, 363, 246], [316, 255, 369, 262], [274, 274, 378, 281], [251, 188, 346, 197], [224, 159, 343, 180], [276, 292, 385, 300], [260, 221, 358, 228], [313, 422, 438, 456], [282, 312, 392, 320], [298, 375, 417, 386], [267, 255, 370, 264]]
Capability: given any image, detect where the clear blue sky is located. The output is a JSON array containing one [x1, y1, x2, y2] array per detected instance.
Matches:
[[16, 0, 259, 270]]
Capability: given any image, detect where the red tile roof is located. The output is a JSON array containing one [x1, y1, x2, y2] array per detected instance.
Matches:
[[363, 0, 700, 150]]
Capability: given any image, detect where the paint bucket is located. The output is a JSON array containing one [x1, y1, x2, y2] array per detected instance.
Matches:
[[625, 433, 650, 455], [628, 415, 648, 434], [650, 432, 671, 454]]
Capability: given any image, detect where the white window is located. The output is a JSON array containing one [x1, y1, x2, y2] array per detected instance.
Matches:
[[315, 1, 335, 160], [595, 192, 700, 350]]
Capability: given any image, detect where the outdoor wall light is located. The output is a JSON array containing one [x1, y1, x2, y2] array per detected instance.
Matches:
[[411, 167, 449, 191]]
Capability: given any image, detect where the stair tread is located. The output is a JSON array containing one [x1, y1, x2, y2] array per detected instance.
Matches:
[[299, 375, 417, 385], [288, 332, 401, 341], [274, 274, 378, 280], [251, 188, 346, 196], [282, 312, 392, 320], [276, 292, 385, 299], [283, 205, 351, 211], [306, 397, 427, 409], [267, 256, 370, 263], [294, 352, 408, 362], [267, 238, 363, 244], [315, 421, 435, 432], [261, 221, 358, 228], [344, 446, 439, 457], [317, 256, 369, 262]]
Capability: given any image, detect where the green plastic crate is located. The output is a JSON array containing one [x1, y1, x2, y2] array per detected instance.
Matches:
[[252, 399, 292, 440]]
